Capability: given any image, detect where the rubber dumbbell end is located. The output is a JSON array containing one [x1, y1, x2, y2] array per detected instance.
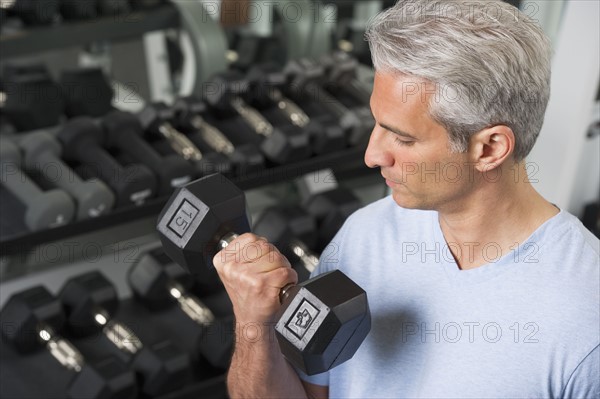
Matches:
[[157, 174, 251, 275], [274, 270, 371, 375]]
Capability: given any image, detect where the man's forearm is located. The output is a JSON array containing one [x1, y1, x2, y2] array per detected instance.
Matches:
[[227, 322, 308, 399]]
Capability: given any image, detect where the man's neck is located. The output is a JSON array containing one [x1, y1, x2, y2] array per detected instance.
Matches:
[[437, 163, 559, 270]]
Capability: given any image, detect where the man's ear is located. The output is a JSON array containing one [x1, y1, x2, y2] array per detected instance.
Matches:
[[469, 125, 515, 172]]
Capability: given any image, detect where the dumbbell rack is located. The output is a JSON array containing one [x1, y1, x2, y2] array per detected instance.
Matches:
[[1, 3, 381, 398], [0, 292, 230, 398], [0, 145, 371, 255], [0, 4, 179, 58]]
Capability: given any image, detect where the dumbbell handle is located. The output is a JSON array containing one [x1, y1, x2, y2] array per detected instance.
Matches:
[[38, 325, 84, 372], [0, 161, 43, 201], [93, 309, 143, 355], [35, 150, 85, 191], [111, 127, 164, 166], [218, 233, 298, 303], [229, 97, 274, 137], [168, 281, 215, 326], [289, 239, 319, 273], [157, 122, 203, 162], [189, 115, 236, 155], [268, 88, 310, 128], [77, 141, 127, 181]]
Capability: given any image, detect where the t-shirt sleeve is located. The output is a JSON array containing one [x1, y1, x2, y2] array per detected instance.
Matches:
[[296, 368, 330, 387], [561, 345, 600, 398]]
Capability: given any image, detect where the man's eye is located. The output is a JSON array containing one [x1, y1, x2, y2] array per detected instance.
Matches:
[[394, 137, 414, 146]]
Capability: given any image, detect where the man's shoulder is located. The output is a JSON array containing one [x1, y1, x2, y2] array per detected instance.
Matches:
[[540, 210, 599, 260]]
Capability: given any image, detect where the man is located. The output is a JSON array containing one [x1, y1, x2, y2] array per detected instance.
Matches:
[[214, 0, 600, 397]]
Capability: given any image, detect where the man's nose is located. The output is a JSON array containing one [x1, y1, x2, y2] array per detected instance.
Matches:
[[364, 128, 394, 169]]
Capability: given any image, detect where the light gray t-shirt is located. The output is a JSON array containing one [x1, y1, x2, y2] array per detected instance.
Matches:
[[299, 196, 600, 398]]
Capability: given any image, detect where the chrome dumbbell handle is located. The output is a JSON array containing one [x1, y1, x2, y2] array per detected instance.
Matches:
[[230, 97, 274, 137], [189, 115, 236, 155], [39, 325, 84, 372], [168, 282, 215, 326], [157, 123, 203, 162], [268, 88, 310, 128], [289, 239, 319, 273]]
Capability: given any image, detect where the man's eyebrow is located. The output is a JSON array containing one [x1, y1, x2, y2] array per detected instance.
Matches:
[[379, 123, 418, 140]]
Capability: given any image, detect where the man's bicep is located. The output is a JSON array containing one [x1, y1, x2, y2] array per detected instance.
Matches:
[[302, 381, 328, 399]]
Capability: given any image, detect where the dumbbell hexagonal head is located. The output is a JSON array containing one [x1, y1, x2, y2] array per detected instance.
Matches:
[[59, 271, 119, 337], [275, 270, 370, 375], [0, 286, 66, 353], [157, 174, 251, 275]]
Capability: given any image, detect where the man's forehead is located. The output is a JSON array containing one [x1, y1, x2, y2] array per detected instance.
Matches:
[[371, 72, 435, 116]]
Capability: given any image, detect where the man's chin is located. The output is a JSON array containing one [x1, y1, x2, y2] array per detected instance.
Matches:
[[390, 191, 433, 211]]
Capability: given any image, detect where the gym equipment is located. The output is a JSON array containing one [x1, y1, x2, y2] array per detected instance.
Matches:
[[304, 187, 362, 253], [59, 271, 193, 396], [138, 102, 233, 176], [60, 68, 113, 117], [253, 205, 320, 283], [332, 0, 382, 64], [174, 96, 266, 175], [246, 63, 346, 154], [0, 0, 58, 25], [57, 117, 157, 208], [284, 58, 373, 146], [156, 174, 371, 375], [59, 0, 97, 20], [204, 71, 312, 164], [97, 0, 130, 16], [129, 249, 233, 369], [0, 285, 137, 399], [2, 71, 64, 131], [320, 52, 372, 106], [102, 110, 194, 196], [19, 131, 115, 220], [0, 137, 75, 231]]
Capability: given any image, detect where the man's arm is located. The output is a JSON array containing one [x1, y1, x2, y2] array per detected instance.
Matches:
[[227, 323, 327, 398], [213, 233, 328, 398]]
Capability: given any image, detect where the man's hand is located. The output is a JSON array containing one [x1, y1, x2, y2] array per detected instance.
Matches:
[[213, 233, 298, 326]]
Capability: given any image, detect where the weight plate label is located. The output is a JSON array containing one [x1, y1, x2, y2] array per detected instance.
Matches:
[[168, 199, 199, 237], [285, 299, 320, 340]]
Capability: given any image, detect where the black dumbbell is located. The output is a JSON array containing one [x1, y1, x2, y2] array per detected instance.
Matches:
[[128, 249, 234, 369], [253, 205, 320, 283], [0, 136, 75, 231], [56, 117, 157, 207], [174, 96, 266, 175], [0, 285, 137, 399], [60, 67, 114, 118], [19, 131, 115, 220], [156, 174, 371, 375], [303, 187, 362, 253], [59, 271, 193, 396], [2, 70, 64, 132], [246, 63, 346, 155], [102, 110, 195, 196], [204, 71, 312, 164], [0, 0, 58, 25], [285, 58, 373, 146], [320, 52, 371, 105], [138, 102, 233, 176]]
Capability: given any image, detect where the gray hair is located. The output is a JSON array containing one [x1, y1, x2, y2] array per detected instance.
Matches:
[[365, 0, 552, 161]]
